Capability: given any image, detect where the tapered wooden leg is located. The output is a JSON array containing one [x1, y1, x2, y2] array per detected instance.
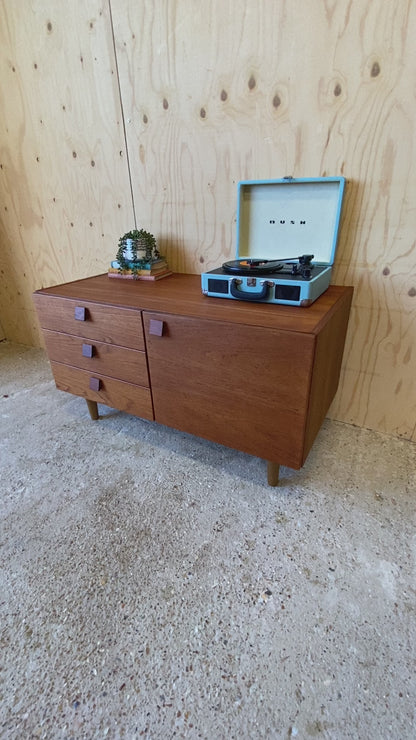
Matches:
[[267, 461, 280, 486], [86, 399, 99, 420]]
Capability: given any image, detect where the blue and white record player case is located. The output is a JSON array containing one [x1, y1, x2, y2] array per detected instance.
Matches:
[[201, 176, 345, 306]]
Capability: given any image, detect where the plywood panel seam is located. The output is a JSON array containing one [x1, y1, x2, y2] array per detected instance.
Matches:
[[107, 0, 137, 227]]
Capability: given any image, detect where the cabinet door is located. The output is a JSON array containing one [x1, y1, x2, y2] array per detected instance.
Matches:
[[143, 313, 315, 468]]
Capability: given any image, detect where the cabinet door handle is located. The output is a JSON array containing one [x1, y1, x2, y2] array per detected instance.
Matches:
[[74, 306, 87, 321], [149, 319, 164, 336], [89, 377, 101, 391], [82, 343, 94, 358]]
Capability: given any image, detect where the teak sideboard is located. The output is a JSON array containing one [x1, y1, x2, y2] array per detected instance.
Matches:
[[33, 273, 353, 485]]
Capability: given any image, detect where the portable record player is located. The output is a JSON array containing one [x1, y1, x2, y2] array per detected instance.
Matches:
[[201, 176, 345, 306]]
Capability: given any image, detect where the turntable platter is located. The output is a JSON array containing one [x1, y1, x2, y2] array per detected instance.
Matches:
[[222, 258, 284, 275]]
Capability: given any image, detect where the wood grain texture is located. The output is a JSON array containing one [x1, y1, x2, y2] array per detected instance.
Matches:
[[43, 329, 149, 386], [304, 288, 353, 459], [34, 274, 351, 336], [111, 0, 416, 440], [35, 275, 352, 469], [33, 294, 145, 349], [143, 311, 315, 468], [1, 1, 415, 440], [0, 0, 135, 345], [51, 362, 154, 420]]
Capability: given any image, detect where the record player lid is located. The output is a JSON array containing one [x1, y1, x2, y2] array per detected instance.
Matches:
[[236, 176, 345, 266]]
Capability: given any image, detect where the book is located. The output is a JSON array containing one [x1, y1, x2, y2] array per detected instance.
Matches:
[[110, 258, 168, 275], [135, 272, 173, 281], [108, 268, 173, 281]]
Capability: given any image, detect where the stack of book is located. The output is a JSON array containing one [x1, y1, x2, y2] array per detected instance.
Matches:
[[108, 257, 172, 281]]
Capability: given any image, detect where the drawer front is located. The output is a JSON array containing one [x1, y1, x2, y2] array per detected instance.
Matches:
[[51, 362, 154, 420], [33, 295, 144, 350], [43, 329, 149, 386]]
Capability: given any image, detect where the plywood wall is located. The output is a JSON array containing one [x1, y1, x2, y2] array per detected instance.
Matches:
[[0, 0, 135, 345], [0, 0, 415, 441]]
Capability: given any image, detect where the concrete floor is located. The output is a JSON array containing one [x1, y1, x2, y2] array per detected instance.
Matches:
[[1, 340, 415, 740]]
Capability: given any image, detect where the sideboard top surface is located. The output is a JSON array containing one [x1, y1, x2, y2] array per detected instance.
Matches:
[[34, 273, 353, 335]]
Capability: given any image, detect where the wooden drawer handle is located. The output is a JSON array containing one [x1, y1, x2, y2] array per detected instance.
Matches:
[[149, 319, 164, 336], [74, 306, 87, 321], [82, 343, 94, 358], [89, 377, 101, 391]]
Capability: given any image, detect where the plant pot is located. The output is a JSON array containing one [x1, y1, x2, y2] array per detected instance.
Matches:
[[123, 238, 151, 262], [123, 238, 135, 261]]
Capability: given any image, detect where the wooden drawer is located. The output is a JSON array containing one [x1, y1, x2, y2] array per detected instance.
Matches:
[[51, 362, 154, 420], [33, 295, 144, 350], [43, 329, 149, 386]]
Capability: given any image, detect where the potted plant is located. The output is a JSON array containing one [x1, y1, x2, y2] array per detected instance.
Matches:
[[116, 228, 159, 274]]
